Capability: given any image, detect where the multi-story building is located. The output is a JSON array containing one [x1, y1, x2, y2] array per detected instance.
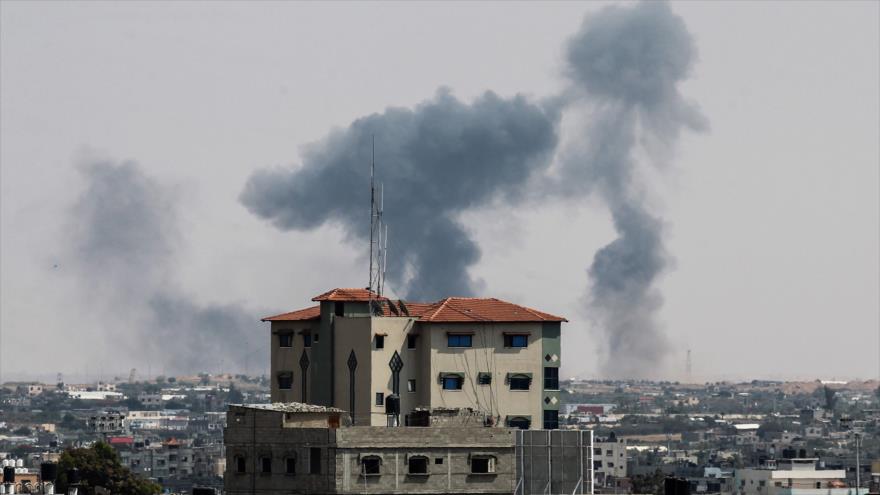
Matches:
[[86, 410, 127, 434], [735, 458, 868, 495], [593, 432, 627, 488], [264, 288, 565, 429], [223, 403, 594, 495]]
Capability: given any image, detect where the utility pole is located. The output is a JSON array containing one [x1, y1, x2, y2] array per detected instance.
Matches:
[[854, 432, 861, 494]]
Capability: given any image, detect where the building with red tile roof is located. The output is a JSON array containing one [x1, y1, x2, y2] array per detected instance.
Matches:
[[264, 288, 565, 430]]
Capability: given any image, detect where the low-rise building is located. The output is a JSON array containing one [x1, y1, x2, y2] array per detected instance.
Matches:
[[735, 458, 868, 495]]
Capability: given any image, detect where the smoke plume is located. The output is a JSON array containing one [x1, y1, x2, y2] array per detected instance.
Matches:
[[560, 2, 707, 377], [240, 2, 704, 376], [69, 160, 265, 375], [241, 89, 559, 300]]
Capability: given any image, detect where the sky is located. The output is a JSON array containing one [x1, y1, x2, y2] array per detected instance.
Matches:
[[1, 1, 878, 383]]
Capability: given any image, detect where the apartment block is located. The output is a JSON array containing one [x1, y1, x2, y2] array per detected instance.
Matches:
[[264, 288, 565, 429]]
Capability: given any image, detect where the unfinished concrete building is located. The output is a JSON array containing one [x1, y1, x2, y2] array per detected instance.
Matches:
[[223, 403, 594, 495]]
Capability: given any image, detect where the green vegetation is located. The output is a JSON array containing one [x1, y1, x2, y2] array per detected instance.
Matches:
[[56, 442, 160, 495]]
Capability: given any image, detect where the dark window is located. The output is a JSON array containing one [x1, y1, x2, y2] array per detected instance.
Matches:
[[544, 367, 559, 390], [594, 460, 602, 469], [509, 374, 531, 391], [407, 334, 417, 349], [543, 409, 559, 430], [286, 457, 296, 475], [408, 456, 428, 475], [314, 333, 319, 343], [442, 375, 463, 390], [407, 379, 416, 393], [375, 392, 384, 406], [236, 456, 246, 474], [261, 457, 271, 474], [277, 372, 293, 390], [435, 458, 444, 465], [309, 448, 321, 474], [303, 333, 312, 347], [477, 372, 492, 385], [507, 417, 531, 429], [504, 334, 528, 348], [361, 456, 381, 476], [279, 334, 293, 348], [375, 335, 385, 349], [334, 302, 345, 316], [447, 334, 472, 347], [470, 457, 494, 474]]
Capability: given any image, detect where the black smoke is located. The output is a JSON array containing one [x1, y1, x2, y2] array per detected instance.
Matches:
[[241, 89, 559, 300], [69, 160, 265, 374], [560, 2, 708, 377]]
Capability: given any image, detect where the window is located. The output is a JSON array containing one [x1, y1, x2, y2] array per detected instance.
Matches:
[[606, 450, 613, 456], [236, 456, 246, 474], [544, 367, 559, 390], [361, 456, 381, 476], [447, 334, 472, 347], [470, 456, 495, 474], [478, 372, 492, 385], [543, 410, 559, 430], [407, 334, 417, 349], [759, 481, 766, 487], [314, 333, 319, 343], [286, 457, 296, 475], [435, 458, 444, 465], [408, 456, 428, 475], [309, 448, 321, 474], [261, 456, 272, 474], [509, 374, 531, 391], [375, 335, 385, 349], [507, 416, 531, 430], [279, 333, 293, 348], [277, 372, 293, 390], [442, 375, 464, 390], [594, 460, 603, 469], [334, 302, 345, 316], [375, 392, 384, 406], [608, 462, 615, 468], [407, 379, 416, 393], [504, 334, 528, 348], [303, 332, 312, 348], [593, 448, 602, 456]]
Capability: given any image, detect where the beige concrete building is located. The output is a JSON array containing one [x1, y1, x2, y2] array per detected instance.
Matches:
[[264, 288, 565, 430]]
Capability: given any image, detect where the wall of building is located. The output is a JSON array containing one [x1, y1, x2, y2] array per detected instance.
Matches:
[[333, 316, 375, 426], [270, 320, 315, 403], [368, 317, 420, 426], [425, 321, 545, 428]]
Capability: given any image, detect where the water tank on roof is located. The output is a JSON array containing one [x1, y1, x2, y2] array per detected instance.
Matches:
[[14, 460, 22, 468]]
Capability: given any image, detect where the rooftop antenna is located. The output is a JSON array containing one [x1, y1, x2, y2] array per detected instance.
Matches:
[[369, 135, 376, 293]]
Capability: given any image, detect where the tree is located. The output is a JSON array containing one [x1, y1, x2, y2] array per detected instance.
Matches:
[[630, 469, 667, 495], [60, 413, 84, 431], [55, 442, 160, 495], [167, 376, 176, 383], [13, 426, 32, 436]]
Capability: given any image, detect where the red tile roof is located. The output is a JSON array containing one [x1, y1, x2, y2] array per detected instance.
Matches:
[[261, 305, 321, 322], [311, 288, 386, 302], [418, 297, 567, 323], [108, 436, 133, 445], [263, 289, 567, 323]]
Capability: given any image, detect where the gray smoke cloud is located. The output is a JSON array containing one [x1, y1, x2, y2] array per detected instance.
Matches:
[[69, 160, 265, 375], [241, 89, 559, 300], [560, 1, 708, 377], [240, 2, 704, 377]]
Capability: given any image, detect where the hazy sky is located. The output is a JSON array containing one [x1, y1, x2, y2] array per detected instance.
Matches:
[[1, 1, 878, 382]]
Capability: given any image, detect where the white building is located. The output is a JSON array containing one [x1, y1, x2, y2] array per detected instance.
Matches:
[[735, 459, 867, 495]]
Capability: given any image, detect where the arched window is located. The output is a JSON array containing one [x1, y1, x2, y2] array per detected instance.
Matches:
[[506, 416, 531, 430]]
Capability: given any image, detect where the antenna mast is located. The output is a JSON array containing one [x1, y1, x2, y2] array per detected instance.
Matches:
[[368, 136, 386, 298]]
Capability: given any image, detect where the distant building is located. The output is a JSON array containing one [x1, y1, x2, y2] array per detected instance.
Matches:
[[87, 411, 127, 434], [735, 458, 868, 495], [593, 433, 627, 488], [264, 288, 565, 429]]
